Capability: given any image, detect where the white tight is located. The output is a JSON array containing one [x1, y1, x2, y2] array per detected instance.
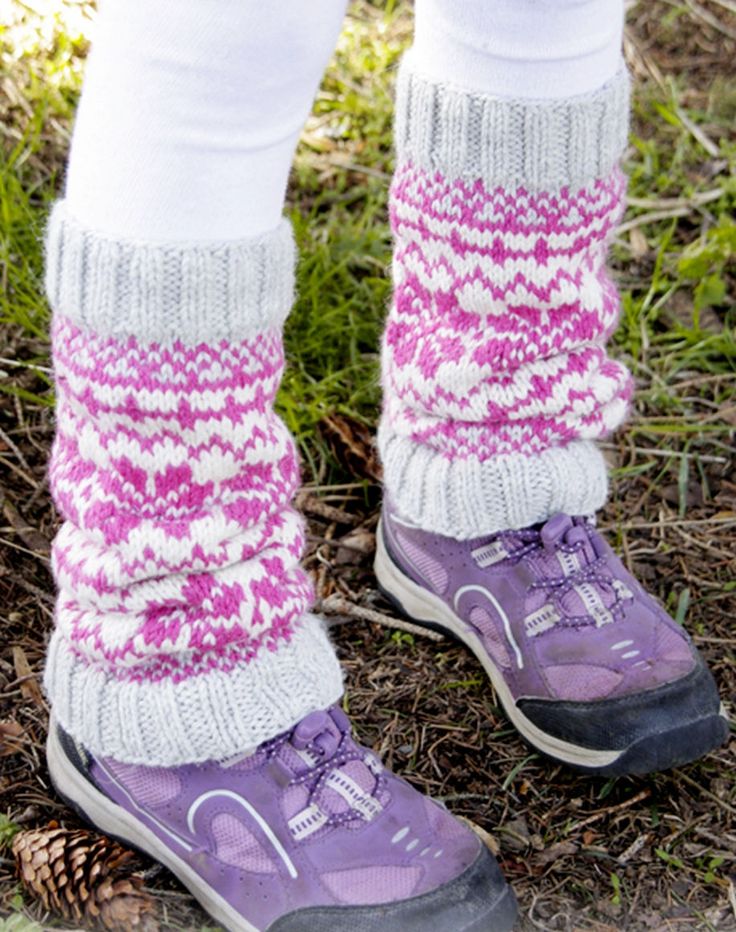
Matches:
[[411, 0, 625, 98], [65, 0, 624, 242]]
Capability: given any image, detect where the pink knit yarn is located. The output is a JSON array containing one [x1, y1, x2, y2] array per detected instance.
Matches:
[[50, 316, 313, 685], [382, 163, 633, 462]]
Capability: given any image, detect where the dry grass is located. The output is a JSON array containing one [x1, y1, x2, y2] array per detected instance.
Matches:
[[1, 0, 734, 929]]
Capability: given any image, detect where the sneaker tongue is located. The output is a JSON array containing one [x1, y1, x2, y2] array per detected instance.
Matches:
[[540, 513, 574, 549], [293, 711, 342, 758], [319, 758, 381, 821], [276, 710, 343, 776], [277, 708, 385, 823], [539, 514, 599, 568], [533, 516, 618, 624]]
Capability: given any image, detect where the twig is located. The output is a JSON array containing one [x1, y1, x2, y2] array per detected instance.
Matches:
[[600, 442, 728, 465], [0, 455, 39, 491], [318, 594, 445, 642], [2, 571, 54, 606], [675, 106, 719, 158], [623, 31, 667, 91], [303, 482, 368, 492], [671, 373, 735, 390], [626, 189, 724, 210], [617, 206, 697, 234], [693, 635, 736, 646], [677, 771, 736, 818], [694, 826, 736, 854], [673, 525, 734, 561], [617, 833, 650, 865], [570, 789, 651, 832], [0, 357, 52, 376], [296, 490, 360, 526], [600, 516, 736, 532], [0, 424, 39, 490], [0, 537, 51, 565], [307, 533, 374, 556], [327, 158, 390, 181]]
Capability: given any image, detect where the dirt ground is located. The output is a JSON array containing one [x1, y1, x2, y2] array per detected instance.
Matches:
[[1, 0, 735, 929]]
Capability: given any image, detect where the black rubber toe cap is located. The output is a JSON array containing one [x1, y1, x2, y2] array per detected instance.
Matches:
[[518, 652, 729, 776], [267, 844, 517, 932]]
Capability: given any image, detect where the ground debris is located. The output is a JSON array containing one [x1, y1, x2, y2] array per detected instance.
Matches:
[[12, 826, 158, 931], [1, 1, 734, 930]]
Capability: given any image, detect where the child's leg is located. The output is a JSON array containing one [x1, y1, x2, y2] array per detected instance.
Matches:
[[377, 0, 727, 775], [45, 4, 517, 928], [412, 0, 624, 100], [380, 0, 629, 534], [63, 0, 347, 241], [46, 0, 348, 766]]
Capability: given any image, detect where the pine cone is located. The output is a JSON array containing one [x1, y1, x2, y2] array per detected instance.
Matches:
[[12, 825, 158, 931]]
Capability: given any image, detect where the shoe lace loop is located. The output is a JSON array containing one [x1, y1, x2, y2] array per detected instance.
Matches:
[[499, 521, 615, 620], [263, 717, 385, 829]]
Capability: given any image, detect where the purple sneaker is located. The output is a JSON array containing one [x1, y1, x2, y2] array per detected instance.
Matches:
[[47, 706, 516, 931], [376, 504, 728, 776]]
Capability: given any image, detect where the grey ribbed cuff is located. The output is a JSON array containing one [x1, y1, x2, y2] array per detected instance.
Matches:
[[45, 201, 296, 344], [395, 51, 630, 192], [45, 616, 344, 765], [378, 425, 609, 539]]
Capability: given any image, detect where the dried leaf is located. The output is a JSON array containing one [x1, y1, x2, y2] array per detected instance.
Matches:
[[499, 816, 531, 852], [457, 816, 500, 855], [534, 840, 578, 866], [0, 719, 25, 757], [2, 499, 50, 556], [334, 527, 376, 565], [318, 413, 382, 482], [12, 646, 46, 709], [629, 227, 649, 257]]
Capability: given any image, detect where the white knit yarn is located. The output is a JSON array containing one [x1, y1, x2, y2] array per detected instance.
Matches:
[[379, 427, 609, 539], [380, 57, 629, 538], [45, 615, 343, 765], [45, 202, 296, 345], [395, 54, 630, 193], [45, 207, 345, 765]]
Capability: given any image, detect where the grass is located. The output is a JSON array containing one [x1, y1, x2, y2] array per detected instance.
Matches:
[[1, 0, 735, 929], [1, 1, 734, 460]]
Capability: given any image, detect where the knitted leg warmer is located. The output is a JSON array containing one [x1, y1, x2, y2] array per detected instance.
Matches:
[[378, 54, 633, 539], [44, 205, 343, 765]]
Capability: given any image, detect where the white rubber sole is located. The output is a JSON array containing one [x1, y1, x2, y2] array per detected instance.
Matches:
[[46, 721, 260, 932], [374, 524, 623, 770]]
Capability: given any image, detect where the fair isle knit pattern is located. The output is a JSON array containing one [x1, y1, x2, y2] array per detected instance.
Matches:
[[44, 204, 342, 765], [378, 58, 633, 539]]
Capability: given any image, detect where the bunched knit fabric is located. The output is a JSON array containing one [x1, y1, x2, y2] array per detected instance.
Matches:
[[379, 55, 634, 539], [44, 204, 343, 765]]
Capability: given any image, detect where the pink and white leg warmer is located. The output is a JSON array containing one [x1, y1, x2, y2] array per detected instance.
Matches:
[[44, 208, 343, 764], [379, 51, 633, 539]]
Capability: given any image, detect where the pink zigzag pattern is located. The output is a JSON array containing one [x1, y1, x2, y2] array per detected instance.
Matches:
[[382, 163, 633, 461], [50, 316, 312, 685]]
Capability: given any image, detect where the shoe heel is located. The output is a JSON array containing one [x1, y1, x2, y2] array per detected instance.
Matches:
[[374, 520, 460, 637]]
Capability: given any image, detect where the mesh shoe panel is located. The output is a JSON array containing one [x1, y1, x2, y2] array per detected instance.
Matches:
[[210, 813, 277, 873], [105, 761, 181, 808]]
